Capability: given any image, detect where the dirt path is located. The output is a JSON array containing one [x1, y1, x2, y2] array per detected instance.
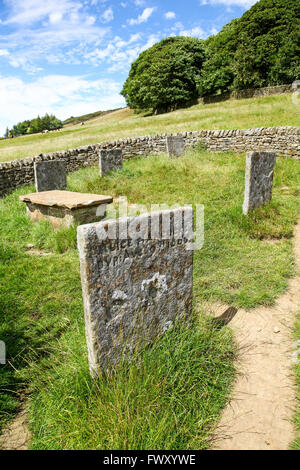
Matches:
[[213, 222, 300, 450], [0, 407, 30, 450]]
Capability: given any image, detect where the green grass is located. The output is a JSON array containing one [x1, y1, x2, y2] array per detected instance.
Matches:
[[28, 317, 235, 450], [1, 148, 300, 449], [69, 149, 300, 308], [0, 93, 299, 162]]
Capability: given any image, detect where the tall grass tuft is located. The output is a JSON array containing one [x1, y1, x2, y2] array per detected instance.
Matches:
[[28, 315, 235, 450]]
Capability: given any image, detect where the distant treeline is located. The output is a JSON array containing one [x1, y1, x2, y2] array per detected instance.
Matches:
[[5, 114, 63, 138]]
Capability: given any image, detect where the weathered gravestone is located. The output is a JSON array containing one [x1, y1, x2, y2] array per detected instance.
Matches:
[[99, 149, 123, 176], [34, 160, 67, 192], [166, 136, 184, 158], [243, 151, 276, 215], [77, 207, 194, 377]]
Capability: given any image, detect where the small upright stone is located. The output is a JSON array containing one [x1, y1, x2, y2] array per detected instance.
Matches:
[[243, 151, 276, 215], [34, 160, 66, 192], [77, 207, 194, 377], [166, 136, 184, 158], [99, 149, 123, 176]]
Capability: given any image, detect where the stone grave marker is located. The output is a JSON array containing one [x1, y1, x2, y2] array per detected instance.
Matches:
[[243, 151, 276, 215], [166, 136, 184, 158], [34, 160, 67, 192], [77, 207, 194, 376], [99, 149, 123, 176]]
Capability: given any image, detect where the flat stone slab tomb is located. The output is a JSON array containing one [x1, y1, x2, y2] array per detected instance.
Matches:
[[19, 190, 113, 228]]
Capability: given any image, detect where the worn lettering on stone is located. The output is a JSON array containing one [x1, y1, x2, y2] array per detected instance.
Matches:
[[77, 207, 194, 376]]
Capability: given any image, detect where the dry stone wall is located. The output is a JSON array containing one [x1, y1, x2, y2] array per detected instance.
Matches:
[[199, 84, 293, 105], [0, 145, 99, 198], [1, 126, 300, 198]]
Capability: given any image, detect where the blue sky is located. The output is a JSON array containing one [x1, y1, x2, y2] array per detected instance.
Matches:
[[0, 0, 258, 135]]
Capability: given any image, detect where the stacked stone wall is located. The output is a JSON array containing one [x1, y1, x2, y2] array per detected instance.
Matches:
[[1, 126, 299, 197]]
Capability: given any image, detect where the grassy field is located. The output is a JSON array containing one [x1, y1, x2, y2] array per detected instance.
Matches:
[[0, 93, 299, 163], [1, 148, 300, 449]]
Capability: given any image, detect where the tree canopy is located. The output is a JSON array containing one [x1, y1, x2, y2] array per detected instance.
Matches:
[[198, 0, 300, 96], [122, 0, 300, 112], [7, 114, 63, 138], [121, 36, 206, 114]]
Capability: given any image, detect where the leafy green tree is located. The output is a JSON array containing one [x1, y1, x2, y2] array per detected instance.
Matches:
[[198, 0, 300, 95], [121, 36, 206, 113], [6, 114, 63, 137], [197, 19, 239, 96]]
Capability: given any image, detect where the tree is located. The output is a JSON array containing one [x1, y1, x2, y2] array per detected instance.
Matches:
[[198, 0, 300, 96], [196, 19, 239, 97], [121, 36, 206, 114], [6, 114, 63, 138]]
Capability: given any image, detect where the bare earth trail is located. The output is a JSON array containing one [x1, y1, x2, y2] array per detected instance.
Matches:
[[0, 406, 30, 450], [213, 221, 300, 450]]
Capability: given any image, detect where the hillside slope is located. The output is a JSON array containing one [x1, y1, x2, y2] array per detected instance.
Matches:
[[0, 93, 299, 163]]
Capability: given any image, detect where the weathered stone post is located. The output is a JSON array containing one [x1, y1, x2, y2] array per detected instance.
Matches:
[[99, 149, 123, 176], [77, 207, 194, 377], [34, 160, 67, 192], [243, 151, 276, 215], [166, 136, 184, 158]]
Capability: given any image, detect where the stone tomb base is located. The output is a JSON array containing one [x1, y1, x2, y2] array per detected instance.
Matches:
[[20, 190, 113, 228]]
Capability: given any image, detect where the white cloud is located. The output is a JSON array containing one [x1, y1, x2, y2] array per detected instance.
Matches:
[[82, 31, 160, 73], [0, 1, 109, 72], [0, 74, 125, 135], [4, 0, 81, 25], [179, 26, 206, 39], [165, 11, 176, 20], [129, 33, 142, 43], [200, 0, 257, 7], [140, 33, 159, 52], [101, 7, 114, 23], [128, 7, 155, 25], [86, 16, 96, 25], [49, 12, 63, 24], [210, 26, 219, 35], [0, 49, 9, 56]]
